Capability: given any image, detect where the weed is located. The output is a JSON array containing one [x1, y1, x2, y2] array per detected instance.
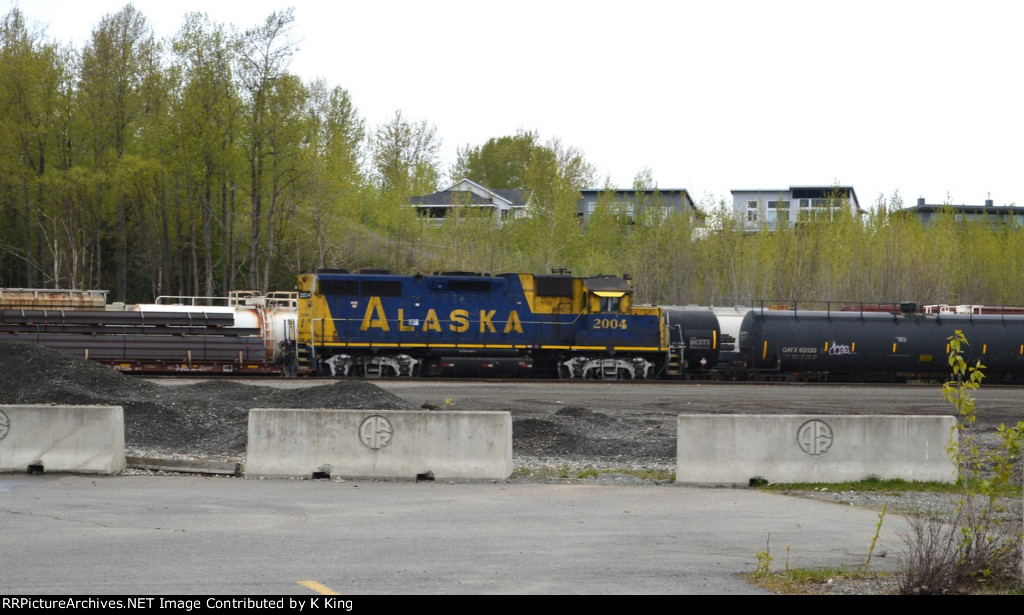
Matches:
[[896, 331, 1023, 595], [864, 505, 887, 572], [752, 566, 896, 595], [752, 533, 773, 581]]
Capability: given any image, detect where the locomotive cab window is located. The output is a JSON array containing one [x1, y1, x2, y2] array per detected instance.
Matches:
[[593, 291, 625, 312]]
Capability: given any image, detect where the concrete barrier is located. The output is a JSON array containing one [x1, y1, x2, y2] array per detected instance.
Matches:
[[245, 409, 513, 480], [676, 414, 958, 486], [0, 405, 125, 474]]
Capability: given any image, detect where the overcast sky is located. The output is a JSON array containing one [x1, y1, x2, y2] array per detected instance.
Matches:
[[4, 0, 1021, 208]]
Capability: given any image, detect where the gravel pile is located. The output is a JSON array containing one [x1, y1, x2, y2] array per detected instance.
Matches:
[[0, 340, 676, 476], [0, 341, 413, 459]]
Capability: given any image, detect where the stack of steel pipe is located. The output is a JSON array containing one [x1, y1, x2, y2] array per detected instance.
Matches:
[[0, 308, 272, 369]]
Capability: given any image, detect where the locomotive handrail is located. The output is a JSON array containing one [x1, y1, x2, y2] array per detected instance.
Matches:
[[571, 306, 589, 324]]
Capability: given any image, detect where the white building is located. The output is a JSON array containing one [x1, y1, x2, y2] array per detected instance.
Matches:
[[411, 179, 529, 226], [731, 185, 862, 232]]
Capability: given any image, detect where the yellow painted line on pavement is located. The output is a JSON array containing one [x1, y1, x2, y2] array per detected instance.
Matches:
[[298, 580, 341, 595]]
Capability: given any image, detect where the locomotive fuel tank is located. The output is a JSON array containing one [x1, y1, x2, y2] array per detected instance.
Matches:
[[739, 308, 1024, 379]]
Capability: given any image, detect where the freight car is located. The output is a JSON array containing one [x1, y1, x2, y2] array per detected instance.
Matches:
[[292, 270, 690, 379], [0, 290, 297, 375], [736, 303, 1024, 382], [4, 278, 1020, 382]]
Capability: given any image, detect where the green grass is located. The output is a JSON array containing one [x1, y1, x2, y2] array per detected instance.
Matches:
[[748, 566, 896, 595], [763, 476, 1022, 497]]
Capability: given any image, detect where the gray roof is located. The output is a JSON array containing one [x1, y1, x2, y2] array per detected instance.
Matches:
[[410, 187, 529, 207]]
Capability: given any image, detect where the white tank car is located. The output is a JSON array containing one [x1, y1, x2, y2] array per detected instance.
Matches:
[[132, 292, 298, 363], [709, 305, 751, 354]]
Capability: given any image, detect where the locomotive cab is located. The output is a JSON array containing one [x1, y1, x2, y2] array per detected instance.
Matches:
[[584, 275, 632, 313], [553, 275, 667, 380]]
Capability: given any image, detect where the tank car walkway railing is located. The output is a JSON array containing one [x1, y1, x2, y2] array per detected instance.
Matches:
[[153, 291, 298, 309], [748, 299, 918, 319], [747, 299, 1024, 322]]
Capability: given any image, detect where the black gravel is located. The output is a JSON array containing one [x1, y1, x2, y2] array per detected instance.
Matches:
[[0, 341, 415, 456], [0, 340, 676, 467]]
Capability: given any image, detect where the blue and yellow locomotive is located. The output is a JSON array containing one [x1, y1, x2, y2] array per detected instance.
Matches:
[[293, 270, 719, 378]]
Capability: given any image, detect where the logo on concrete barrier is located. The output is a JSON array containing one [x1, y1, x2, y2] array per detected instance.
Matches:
[[0, 410, 8, 441], [797, 419, 833, 456], [359, 415, 393, 450]]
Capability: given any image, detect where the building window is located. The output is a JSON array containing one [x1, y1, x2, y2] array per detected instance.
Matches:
[[798, 198, 836, 222], [766, 200, 791, 224]]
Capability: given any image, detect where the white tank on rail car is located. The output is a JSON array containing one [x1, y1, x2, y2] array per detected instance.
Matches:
[[709, 305, 751, 347], [132, 291, 298, 362]]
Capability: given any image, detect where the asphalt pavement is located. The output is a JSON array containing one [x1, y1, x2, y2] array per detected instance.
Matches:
[[0, 473, 908, 595]]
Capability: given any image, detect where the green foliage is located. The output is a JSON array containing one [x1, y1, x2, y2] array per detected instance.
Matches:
[[864, 505, 887, 572], [451, 129, 544, 190], [749, 506, 896, 593], [763, 476, 1018, 496], [753, 534, 774, 581], [11, 8, 1024, 307], [896, 331, 1023, 594], [370, 110, 441, 199], [944, 331, 1022, 575], [752, 566, 895, 595]]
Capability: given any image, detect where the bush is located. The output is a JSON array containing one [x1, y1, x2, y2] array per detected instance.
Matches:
[[897, 331, 1023, 594]]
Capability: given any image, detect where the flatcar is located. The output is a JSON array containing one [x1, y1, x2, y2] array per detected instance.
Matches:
[[292, 270, 689, 379], [0, 290, 297, 375]]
